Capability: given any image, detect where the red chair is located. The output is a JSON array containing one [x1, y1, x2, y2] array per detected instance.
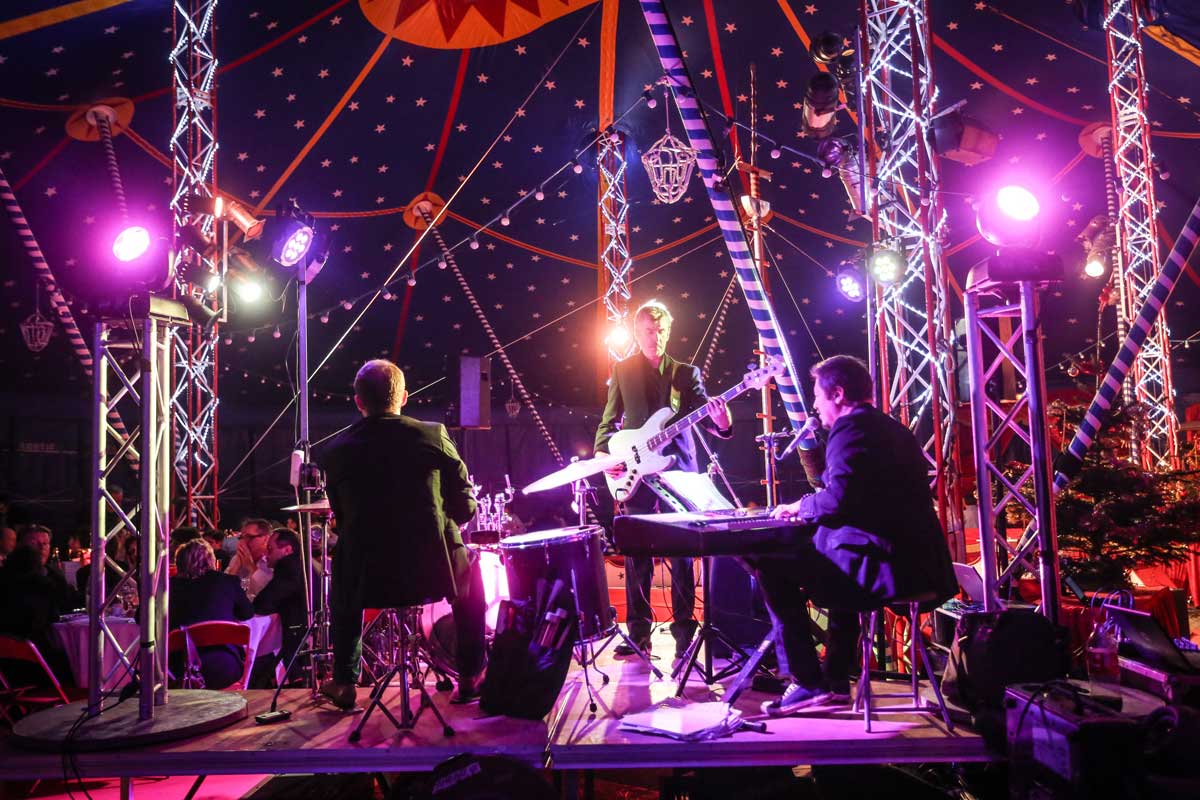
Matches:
[[0, 634, 82, 725], [167, 621, 252, 691]]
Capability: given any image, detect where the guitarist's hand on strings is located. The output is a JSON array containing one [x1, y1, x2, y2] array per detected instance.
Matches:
[[595, 451, 626, 478], [706, 397, 731, 430]]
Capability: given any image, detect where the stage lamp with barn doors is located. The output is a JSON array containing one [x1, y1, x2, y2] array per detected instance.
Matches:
[[1077, 214, 1115, 279], [836, 263, 866, 302], [868, 245, 905, 285], [801, 72, 840, 140], [810, 31, 856, 90]]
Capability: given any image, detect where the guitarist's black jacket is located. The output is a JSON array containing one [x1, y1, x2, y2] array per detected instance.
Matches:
[[594, 353, 732, 474]]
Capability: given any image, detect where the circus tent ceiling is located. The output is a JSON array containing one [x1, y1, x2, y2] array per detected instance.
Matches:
[[1, 0, 1199, 419]]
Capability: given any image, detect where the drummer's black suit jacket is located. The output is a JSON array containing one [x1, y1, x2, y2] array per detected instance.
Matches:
[[796, 405, 958, 611], [321, 413, 476, 608], [594, 353, 732, 475]]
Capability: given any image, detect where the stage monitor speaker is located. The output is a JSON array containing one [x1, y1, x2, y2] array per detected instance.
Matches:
[[452, 355, 491, 429]]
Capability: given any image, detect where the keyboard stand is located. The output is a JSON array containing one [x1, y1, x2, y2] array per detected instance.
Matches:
[[671, 556, 755, 696]]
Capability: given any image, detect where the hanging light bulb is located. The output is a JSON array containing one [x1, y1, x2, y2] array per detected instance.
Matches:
[[571, 160, 583, 175], [438, 259, 448, 269], [319, 313, 329, 323], [272, 326, 281, 339], [534, 188, 545, 201], [500, 211, 511, 226], [469, 236, 480, 250], [407, 275, 417, 287]]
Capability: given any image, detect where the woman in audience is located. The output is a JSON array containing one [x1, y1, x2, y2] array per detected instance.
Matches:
[[169, 538, 253, 689]]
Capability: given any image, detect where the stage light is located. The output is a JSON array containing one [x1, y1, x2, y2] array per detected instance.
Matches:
[[817, 137, 866, 219], [220, 199, 265, 240], [809, 31, 856, 89], [113, 226, 151, 263], [178, 257, 221, 294], [605, 324, 631, 349], [836, 264, 866, 302], [270, 217, 314, 267], [975, 184, 1042, 248], [868, 247, 905, 285], [801, 72, 839, 140], [931, 111, 997, 166], [231, 274, 264, 303], [1077, 214, 1114, 279], [996, 185, 1039, 221]]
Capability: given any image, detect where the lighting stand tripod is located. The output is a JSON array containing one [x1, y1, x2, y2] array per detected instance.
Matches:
[[569, 475, 661, 713]]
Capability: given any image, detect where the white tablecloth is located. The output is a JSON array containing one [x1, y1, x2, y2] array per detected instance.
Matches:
[[52, 613, 282, 690]]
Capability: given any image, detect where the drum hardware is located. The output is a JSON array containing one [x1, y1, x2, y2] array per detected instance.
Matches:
[[280, 496, 335, 695], [463, 474, 517, 546], [501, 527, 662, 714], [349, 606, 455, 742]]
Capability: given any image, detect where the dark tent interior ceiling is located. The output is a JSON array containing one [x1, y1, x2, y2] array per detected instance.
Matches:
[[2, 0, 1199, 419]]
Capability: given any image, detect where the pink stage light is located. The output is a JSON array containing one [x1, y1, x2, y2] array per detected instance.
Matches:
[[112, 226, 151, 262], [995, 185, 1040, 221]]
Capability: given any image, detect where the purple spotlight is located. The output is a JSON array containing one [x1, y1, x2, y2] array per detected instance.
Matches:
[[836, 264, 866, 302], [976, 184, 1042, 248], [271, 217, 315, 267], [995, 185, 1040, 221], [112, 226, 151, 262]]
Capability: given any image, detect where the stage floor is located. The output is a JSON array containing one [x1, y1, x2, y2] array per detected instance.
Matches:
[[0, 628, 994, 781]]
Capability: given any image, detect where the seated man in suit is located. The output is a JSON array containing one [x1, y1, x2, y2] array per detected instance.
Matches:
[[251, 528, 308, 684], [318, 359, 485, 709], [749, 355, 956, 716]]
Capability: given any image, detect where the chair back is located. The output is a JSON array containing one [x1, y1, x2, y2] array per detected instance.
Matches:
[[0, 634, 71, 723], [167, 621, 252, 690]]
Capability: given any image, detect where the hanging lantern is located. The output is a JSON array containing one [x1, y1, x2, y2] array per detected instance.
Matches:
[[505, 384, 521, 418], [21, 309, 54, 352], [642, 132, 697, 205]]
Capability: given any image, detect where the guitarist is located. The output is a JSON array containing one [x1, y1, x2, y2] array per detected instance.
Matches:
[[594, 300, 732, 665]]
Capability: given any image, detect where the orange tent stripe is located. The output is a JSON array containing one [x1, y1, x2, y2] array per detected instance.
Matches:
[[253, 35, 393, 215], [0, 0, 128, 40], [773, 213, 866, 247]]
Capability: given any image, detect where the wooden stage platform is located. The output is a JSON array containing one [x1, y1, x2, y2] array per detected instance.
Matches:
[[0, 630, 995, 782]]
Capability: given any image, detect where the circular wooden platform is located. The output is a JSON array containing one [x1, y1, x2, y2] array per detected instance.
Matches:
[[11, 690, 247, 752]]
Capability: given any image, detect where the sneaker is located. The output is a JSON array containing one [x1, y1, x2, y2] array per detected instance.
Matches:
[[615, 640, 651, 657], [761, 682, 834, 717], [319, 679, 357, 710]]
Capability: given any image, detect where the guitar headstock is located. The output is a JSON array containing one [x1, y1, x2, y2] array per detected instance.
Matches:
[[743, 355, 785, 390]]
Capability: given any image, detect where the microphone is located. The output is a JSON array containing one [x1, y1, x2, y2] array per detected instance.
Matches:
[[779, 417, 826, 489]]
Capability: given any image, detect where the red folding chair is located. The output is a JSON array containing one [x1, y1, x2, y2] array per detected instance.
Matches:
[[0, 634, 82, 725], [167, 621, 252, 691]]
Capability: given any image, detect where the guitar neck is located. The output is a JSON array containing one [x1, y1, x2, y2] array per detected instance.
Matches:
[[647, 381, 746, 451]]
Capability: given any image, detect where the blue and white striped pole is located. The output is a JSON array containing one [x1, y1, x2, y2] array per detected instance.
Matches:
[[1055, 196, 1200, 488], [639, 0, 814, 443]]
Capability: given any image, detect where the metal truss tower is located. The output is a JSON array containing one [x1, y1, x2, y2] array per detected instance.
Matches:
[[1103, 0, 1179, 470], [598, 130, 635, 362], [169, 0, 221, 528], [859, 0, 962, 531], [963, 278, 1061, 623], [90, 314, 176, 718]]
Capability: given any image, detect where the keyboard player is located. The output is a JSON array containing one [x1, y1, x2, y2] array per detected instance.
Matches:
[[748, 355, 957, 717]]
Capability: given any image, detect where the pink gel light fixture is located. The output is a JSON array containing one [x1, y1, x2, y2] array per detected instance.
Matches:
[[112, 226, 151, 262], [995, 185, 1040, 221]]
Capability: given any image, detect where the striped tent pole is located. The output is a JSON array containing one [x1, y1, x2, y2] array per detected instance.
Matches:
[[0, 166, 138, 462], [1055, 195, 1200, 488], [639, 0, 814, 441]]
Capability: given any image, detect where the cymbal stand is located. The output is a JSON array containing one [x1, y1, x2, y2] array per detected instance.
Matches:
[[307, 515, 334, 694]]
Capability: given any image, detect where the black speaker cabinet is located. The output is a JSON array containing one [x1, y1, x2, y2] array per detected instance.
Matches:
[[452, 355, 491, 429]]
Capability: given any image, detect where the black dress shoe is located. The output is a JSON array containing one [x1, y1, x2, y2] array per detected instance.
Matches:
[[319, 680, 357, 710], [614, 640, 651, 657], [450, 671, 484, 704]]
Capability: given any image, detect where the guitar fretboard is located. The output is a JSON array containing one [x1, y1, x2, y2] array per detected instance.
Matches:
[[645, 381, 746, 451]]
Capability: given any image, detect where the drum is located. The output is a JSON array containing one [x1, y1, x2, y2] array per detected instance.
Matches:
[[499, 526, 612, 641], [418, 547, 507, 677]]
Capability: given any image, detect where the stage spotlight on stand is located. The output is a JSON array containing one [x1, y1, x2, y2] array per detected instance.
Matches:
[[868, 246, 905, 285], [801, 72, 840, 139], [113, 225, 151, 262], [836, 263, 866, 302], [1077, 214, 1115, 279], [975, 184, 1042, 249], [269, 201, 315, 267]]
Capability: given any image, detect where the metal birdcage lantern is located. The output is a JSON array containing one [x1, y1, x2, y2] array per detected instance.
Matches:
[[642, 132, 697, 205], [21, 309, 55, 352]]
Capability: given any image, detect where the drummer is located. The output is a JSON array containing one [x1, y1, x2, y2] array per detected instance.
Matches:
[[318, 359, 487, 709]]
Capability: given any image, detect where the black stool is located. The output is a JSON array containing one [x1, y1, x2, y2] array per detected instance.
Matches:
[[349, 606, 453, 741], [853, 595, 953, 733]]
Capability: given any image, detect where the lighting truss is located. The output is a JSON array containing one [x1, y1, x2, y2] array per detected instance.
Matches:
[[1103, 0, 1179, 470], [599, 130, 635, 361], [90, 317, 174, 718], [859, 0, 962, 530], [169, 0, 222, 527], [963, 282, 1061, 623]]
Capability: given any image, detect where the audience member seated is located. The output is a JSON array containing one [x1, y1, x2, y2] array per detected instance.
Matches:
[[75, 533, 139, 597], [18, 525, 81, 611], [225, 518, 272, 581], [170, 525, 202, 556], [252, 529, 307, 684], [0, 545, 74, 686], [170, 539, 253, 689], [203, 528, 233, 571], [0, 526, 15, 567]]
